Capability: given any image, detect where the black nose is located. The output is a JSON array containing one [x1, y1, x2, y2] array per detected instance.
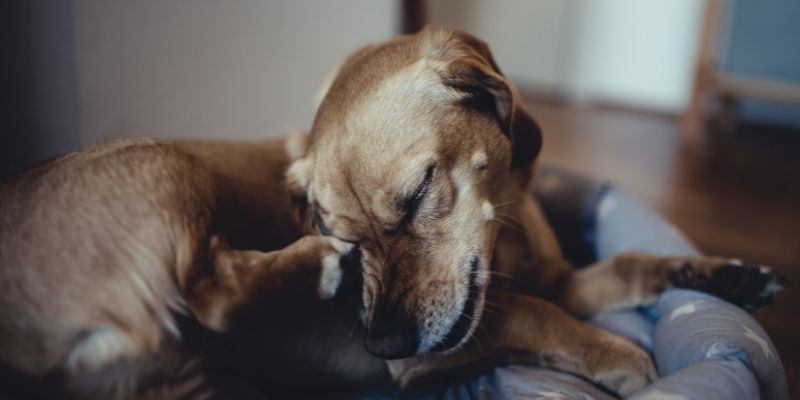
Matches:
[[364, 317, 418, 359]]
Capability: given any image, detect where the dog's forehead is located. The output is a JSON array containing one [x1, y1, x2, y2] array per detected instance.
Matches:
[[341, 57, 461, 149], [359, 57, 460, 115], [310, 56, 461, 203]]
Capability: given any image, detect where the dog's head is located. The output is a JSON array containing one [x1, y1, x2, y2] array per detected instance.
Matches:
[[286, 27, 541, 359]]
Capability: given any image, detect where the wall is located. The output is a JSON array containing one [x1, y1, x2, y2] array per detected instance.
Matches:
[[566, 0, 704, 114], [3, 0, 81, 180], [8, 0, 708, 179], [5, 1, 398, 177], [73, 0, 398, 145], [429, 0, 573, 96], [429, 0, 705, 114]]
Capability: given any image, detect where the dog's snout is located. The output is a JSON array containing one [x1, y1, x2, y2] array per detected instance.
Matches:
[[364, 314, 418, 359]]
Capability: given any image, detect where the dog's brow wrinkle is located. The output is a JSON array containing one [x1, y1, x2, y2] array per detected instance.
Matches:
[[343, 168, 387, 265]]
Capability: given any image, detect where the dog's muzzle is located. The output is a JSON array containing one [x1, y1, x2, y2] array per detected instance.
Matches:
[[432, 256, 482, 352]]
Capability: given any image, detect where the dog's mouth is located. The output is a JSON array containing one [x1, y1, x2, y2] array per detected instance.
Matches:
[[431, 256, 483, 352]]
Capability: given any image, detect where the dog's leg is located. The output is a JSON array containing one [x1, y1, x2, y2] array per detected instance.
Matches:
[[389, 292, 656, 397], [505, 197, 789, 316], [553, 252, 791, 318], [185, 235, 360, 332]]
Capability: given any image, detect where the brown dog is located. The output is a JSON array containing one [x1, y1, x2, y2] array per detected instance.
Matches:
[[0, 26, 787, 399], [0, 138, 362, 398], [281, 26, 788, 396]]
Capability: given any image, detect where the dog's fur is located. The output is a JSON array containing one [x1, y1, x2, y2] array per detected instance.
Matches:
[[0, 138, 362, 398], [284, 27, 787, 395], [0, 27, 788, 399]]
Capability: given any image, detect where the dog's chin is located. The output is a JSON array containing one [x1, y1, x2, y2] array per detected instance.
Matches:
[[430, 256, 485, 353]]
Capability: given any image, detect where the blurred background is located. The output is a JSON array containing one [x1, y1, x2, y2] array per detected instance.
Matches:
[[3, 0, 798, 395]]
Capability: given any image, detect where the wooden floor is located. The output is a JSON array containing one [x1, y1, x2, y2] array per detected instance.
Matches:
[[525, 100, 800, 398]]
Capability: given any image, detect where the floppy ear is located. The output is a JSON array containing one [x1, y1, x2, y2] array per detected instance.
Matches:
[[285, 157, 314, 231], [507, 105, 542, 167], [436, 30, 542, 168]]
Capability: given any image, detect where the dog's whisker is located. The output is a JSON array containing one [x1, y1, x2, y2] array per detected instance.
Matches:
[[481, 300, 508, 313], [493, 212, 525, 228], [475, 307, 502, 348], [470, 331, 485, 353], [488, 270, 521, 279], [492, 217, 528, 237], [494, 211, 523, 225], [481, 307, 503, 317], [488, 270, 518, 279], [492, 197, 524, 209], [349, 316, 360, 339], [459, 311, 476, 322], [488, 271, 529, 285], [474, 323, 495, 350], [491, 213, 523, 226]]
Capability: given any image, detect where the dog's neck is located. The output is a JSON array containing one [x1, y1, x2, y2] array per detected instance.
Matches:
[[488, 164, 562, 293]]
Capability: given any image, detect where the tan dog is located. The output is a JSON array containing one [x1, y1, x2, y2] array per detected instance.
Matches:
[[0, 138, 362, 398], [0, 26, 787, 399], [281, 26, 788, 396]]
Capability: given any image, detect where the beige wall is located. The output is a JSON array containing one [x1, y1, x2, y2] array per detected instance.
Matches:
[[429, 0, 705, 114], [566, 0, 704, 113], [429, 0, 572, 96], [73, 0, 398, 145], [17, 0, 703, 171]]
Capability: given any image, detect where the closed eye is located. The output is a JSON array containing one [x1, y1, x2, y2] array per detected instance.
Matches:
[[406, 164, 435, 214], [387, 164, 436, 234]]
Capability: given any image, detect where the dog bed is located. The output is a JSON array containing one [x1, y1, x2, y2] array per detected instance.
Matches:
[[355, 166, 789, 400]]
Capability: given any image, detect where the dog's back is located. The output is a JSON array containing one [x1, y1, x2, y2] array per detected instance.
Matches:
[[0, 139, 214, 390]]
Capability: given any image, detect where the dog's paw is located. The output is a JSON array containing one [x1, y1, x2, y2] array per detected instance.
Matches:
[[592, 335, 658, 397], [317, 237, 362, 302], [670, 258, 791, 311]]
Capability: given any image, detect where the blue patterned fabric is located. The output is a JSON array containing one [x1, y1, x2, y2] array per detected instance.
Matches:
[[590, 187, 787, 399]]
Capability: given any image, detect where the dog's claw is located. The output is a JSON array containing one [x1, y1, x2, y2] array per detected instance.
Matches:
[[684, 261, 791, 311], [670, 261, 695, 286]]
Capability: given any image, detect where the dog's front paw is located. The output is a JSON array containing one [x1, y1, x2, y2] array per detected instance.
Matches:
[[317, 237, 362, 302], [590, 335, 657, 397], [670, 258, 791, 311]]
